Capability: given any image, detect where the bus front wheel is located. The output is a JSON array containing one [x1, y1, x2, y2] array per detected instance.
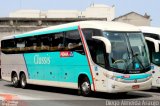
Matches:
[[79, 77, 91, 96], [12, 73, 19, 88], [20, 73, 27, 89]]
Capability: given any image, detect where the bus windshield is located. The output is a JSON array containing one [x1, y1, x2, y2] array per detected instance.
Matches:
[[103, 32, 150, 73]]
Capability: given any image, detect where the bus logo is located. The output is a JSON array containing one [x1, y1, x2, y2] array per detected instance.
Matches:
[[34, 54, 51, 64], [60, 51, 73, 57]]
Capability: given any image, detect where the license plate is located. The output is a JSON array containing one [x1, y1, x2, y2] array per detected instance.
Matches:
[[132, 85, 139, 89]]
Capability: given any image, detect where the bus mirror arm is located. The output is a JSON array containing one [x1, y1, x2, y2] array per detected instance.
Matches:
[[92, 36, 111, 53]]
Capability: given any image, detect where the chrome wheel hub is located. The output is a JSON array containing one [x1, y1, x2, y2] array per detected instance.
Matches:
[[82, 82, 90, 93], [21, 77, 25, 86]]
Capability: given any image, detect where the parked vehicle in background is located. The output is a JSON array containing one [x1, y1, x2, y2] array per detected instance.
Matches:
[[139, 26, 160, 88]]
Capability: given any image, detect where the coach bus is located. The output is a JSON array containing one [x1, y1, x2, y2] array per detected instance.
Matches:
[[1, 21, 152, 96], [139, 26, 160, 88]]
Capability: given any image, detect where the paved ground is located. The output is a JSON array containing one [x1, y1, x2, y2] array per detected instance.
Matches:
[[0, 80, 160, 106]]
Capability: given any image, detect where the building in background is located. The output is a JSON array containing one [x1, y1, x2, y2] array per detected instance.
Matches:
[[9, 4, 115, 21], [1, 4, 115, 79], [113, 12, 151, 26]]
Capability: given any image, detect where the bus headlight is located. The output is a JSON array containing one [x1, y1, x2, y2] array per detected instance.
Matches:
[[103, 72, 123, 81]]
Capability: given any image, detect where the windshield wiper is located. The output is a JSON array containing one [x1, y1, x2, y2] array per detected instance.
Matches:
[[123, 53, 145, 74], [123, 35, 145, 73]]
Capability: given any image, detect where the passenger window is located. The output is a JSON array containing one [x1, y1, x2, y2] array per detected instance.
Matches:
[[16, 38, 26, 53], [65, 30, 84, 55], [1, 39, 16, 54], [51, 33, 64, 50], [40, 35, 51, 51], [25, 37, 38, 52]]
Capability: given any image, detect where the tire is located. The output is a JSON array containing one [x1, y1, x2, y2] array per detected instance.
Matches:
[[157, 87, 160, 90], [20, 73, 27, 89], [117, 92, 128, 95], [79, 77, 91, 96], [12, 73, 19, 88]]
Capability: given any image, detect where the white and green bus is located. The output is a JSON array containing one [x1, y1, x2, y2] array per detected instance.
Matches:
[[139, 26, 160, 88], [1, 21, 152, 96]]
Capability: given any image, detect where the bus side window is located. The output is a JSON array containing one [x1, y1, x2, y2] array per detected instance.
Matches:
[[1, 39, 16, 54], [40, 35, 51, 51], [65, 30, 84, 55], [16, 38, 26, 53], [146, 40, 155, 62], [51, 32, 64, 51], [25, 37, 38, 52]]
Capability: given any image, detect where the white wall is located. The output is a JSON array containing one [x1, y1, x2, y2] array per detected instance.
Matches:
[[9, 10, 40, 18], [114, 13, 151, 26], [46, 10, 79, 18], [82, 4, 115, 21], [9, 4, 115, 20]]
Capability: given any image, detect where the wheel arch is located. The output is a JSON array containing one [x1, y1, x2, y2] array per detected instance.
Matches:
[[11, 71, 18, 80], [78, 74, 91, 88], [19, 71, 26, 78]]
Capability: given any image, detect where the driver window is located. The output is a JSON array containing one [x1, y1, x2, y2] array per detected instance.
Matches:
[[89, 40, 106, 68]]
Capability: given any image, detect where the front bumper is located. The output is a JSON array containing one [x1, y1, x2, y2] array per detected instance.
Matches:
[[106, 78, 152, 93]]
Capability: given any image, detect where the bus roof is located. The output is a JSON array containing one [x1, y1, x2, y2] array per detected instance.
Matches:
[[2, 21, 140, 40], [139, 26, 160, 35]]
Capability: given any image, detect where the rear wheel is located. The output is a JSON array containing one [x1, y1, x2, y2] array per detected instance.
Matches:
[[12, 73, 19, 88], [20, 73, 27, 89], [79, 77, 91, 96]]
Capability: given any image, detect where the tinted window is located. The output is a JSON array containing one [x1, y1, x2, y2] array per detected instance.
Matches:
[[143, 33, 160, 40], [90, 40, 106, 68], [1, 39, 16, 54], [1, 30, 85, 54], [52, 33, 64, 50], [82, 29, 102, 40], [82, 29, 107, 68], [146, 40, 160, 66], [64, 30, 84, 55], [1, 32, 65, 54]]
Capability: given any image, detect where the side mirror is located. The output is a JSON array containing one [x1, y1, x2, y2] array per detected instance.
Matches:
[[92, 36, 111, 53]]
